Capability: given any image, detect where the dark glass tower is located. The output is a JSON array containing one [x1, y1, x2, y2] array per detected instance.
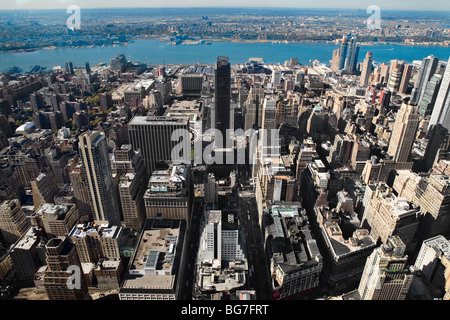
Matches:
[[214, 56, 231, 139], [338, 36, 348, 70]]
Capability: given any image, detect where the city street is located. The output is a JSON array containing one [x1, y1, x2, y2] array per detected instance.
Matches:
[[239, 195, 272, 300]]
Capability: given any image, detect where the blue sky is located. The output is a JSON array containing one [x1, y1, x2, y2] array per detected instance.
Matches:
[[1, 0, 449, 11]]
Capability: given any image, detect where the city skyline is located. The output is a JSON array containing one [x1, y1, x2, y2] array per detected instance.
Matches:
[[1, 1, 449, 11], [0, 2, 450, 304]]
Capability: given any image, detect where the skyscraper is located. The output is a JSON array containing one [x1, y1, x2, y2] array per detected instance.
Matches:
[[79, 131, 121, 226], [331, 48, 341, 72], [387, 100, 420, 165], [418, 74, 442, 116], [387, 60, 405, 93], [411, 55, 439, 104], [428, 56, 450, 131], [214, 56, 231, 139], [111, 144, 148, 230], [0, 199, 30, 244], [399, 63, 413, 94], [343, 36, 360, 75], [357, 236, 413, 300], [69, 158, 92, 220], [423, 124, 449, 170], [360, 52, 373, 87], [261, 96, 278, 157], [244, 83, 265, 131], [413, 235, 450, 299], [128, 115, 190, 174], [338, 36, 349, 71], [43, 236, 89, 300], [272, 70, 282, 88]]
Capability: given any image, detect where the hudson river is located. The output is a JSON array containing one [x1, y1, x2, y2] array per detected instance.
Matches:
[[1, 39, 449, 72]]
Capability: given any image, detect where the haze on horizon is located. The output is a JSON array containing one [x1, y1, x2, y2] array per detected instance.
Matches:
[[1, 0, 448, 11]]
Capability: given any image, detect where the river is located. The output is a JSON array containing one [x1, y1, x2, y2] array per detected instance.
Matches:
[[1, 39, 449, 72]]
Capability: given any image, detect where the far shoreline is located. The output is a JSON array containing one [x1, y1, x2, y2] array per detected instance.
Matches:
[[1, 38, 449, 55]]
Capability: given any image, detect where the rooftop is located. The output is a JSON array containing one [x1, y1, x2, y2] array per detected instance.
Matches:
[[129, 115, 189, 126], [121, 219, 184, 293], [34, 203, 71, 221], [69, 221, 122, 239]]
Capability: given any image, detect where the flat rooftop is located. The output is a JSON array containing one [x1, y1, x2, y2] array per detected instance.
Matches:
[[69, 222, 121, 239], [129, 115, 189, 126], [121, 219, 184, 293], [34, 203, 71, 220]]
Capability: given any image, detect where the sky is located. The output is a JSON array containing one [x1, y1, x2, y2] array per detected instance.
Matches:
[[1, 0, 449, 11]]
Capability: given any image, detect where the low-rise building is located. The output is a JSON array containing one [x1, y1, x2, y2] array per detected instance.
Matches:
[[264, 203, 323, 299], [119, 218, 185, 300]]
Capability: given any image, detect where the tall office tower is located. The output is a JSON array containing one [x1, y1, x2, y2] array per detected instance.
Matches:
[[349, 135, 371, 175], [111, 145, 148, 230], [331, 48, 341, 72], [261, 96, 279, 157], [411, 55, 439, 104], [204, 173, 218, 204], [327, 134, 354, 168], [393, 170, 450, 242], [214, 56, 232, 140], [30, 171, 59, 210], [418, 74, 442, 116], [266, 204, 323, 299], [272, 70, 282, 88], [360, 52, 373, 87], [128, 116, 190, 174], [424, 124, 450, 170], [85, 62, 91, 74], [413, 235, 450, 299], [9, 227, 41, 285], [43, 236, 89, 300], [69, 222, 122, 264], [69, 159, 92, 220], [65, 61, 74, 74], [295, 69, 306, 86], [361, 183, 419, 253], [399, 64, 413, 94], [79, 131, 121, 226], [379, 62, 390, 85], [338, 36, 349, 70], [238, 85, 249, 109], [0, 199, 30, 244], [296, 139, 319, 188], [244, 83, 265, 131], [177, 74, 203, 97], [197, 210, 246, 263], [387, 60, 405, 93], [343, 36, 359, 75], [357, 236, 413, 300], [379, 88, 392, 110], [428, 57, 450, 131], [387, 100, 419, 165]]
